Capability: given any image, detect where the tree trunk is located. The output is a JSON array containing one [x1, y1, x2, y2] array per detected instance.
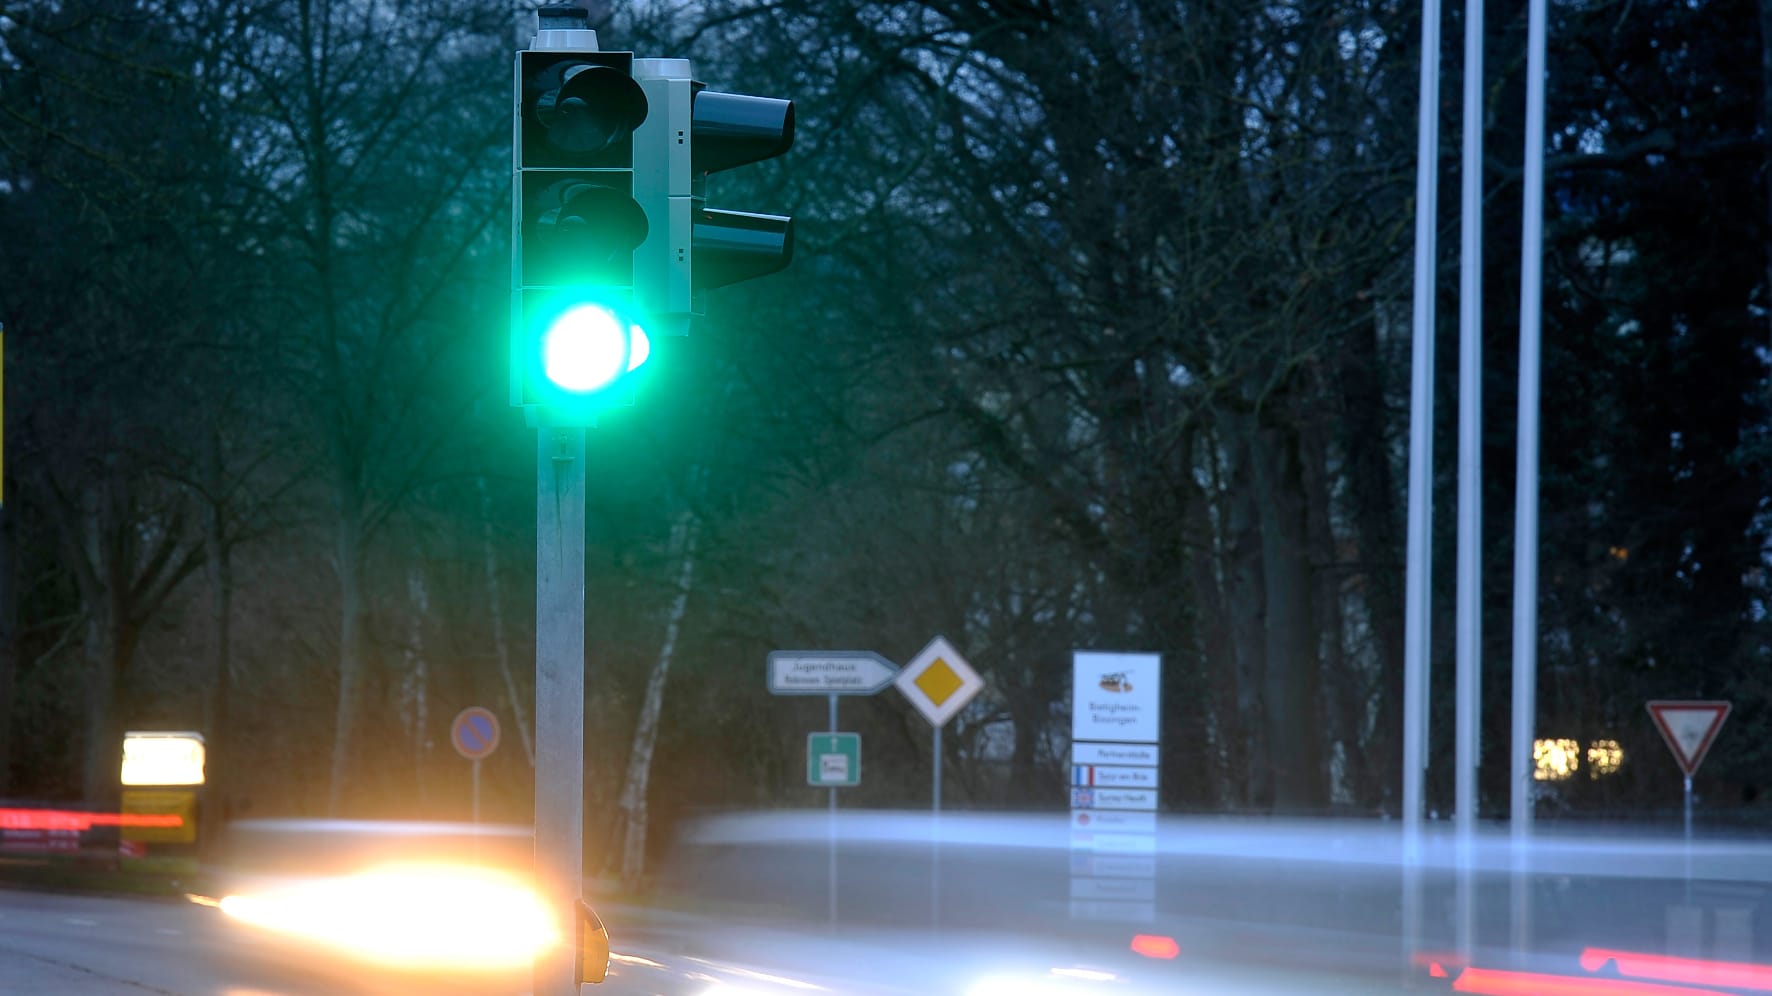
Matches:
[[616, 509, 700, 891], [200, 427, 233, 848], [0, 504, 15, 798], [403, 567, 431, 808], [78, 488, 129, 809], [1221, 416, 1272, 809], [1183, 430, 1239, 808], [1008, 686, 1043, 805], [1253, 422, 1327, 813], [1301, 415, 1361, 807], [1340, 307, 1405, 811], [44, 477, 195, 810], [326, 474, 366, 817], [478, 475, 533, 767], [80, 613, 124, 809]]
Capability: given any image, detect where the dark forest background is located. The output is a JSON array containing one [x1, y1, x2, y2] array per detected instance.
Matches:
[[0, 0, 1767, 878]]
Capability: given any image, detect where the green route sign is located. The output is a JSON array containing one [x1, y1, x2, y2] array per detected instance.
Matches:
[[807, 732, 861, 788]]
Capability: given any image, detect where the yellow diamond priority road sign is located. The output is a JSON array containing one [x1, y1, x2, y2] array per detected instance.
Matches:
[[895, 635, 983, 728]]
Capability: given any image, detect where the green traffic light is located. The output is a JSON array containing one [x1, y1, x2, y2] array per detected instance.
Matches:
[[541, 303, 651, 394]]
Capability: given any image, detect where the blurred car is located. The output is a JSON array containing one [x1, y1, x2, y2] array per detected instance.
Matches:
[[196, 818, 597, 994], [659, 810, 1772, 995]]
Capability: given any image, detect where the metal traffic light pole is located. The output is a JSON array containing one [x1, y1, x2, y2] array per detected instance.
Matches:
[[534, 423, 586, 996], [524, 13, 609, 996], [515, 6, 796, 988]]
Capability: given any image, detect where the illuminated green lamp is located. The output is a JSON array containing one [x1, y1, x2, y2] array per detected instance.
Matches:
[[539, 302, 651, 393]]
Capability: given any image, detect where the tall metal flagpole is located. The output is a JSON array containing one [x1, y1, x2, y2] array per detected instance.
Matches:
[[1403, 0, 1442, 972], [1404, 0, 1443, 846], [534, 426, 587, 996], [1510, 0, 1549, 956], [1455, 0, 1485, 965]]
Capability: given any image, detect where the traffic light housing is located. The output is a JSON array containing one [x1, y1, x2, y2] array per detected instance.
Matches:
[[511, 9, 796, 421], [512, 9, 653, 421], [630, 61, 795, 331]]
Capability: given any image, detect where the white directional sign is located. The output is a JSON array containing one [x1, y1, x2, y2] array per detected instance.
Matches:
[[1071, 854, 1156, 878], [768, 651, 898, 695], [1071, 809, 1157, 831], [1072, 742, 1159, 767], [1072, 652, 1161, 743], [1071, 787, 1158, 811], [1069, 899, 1155, 923], [1647, 700, 1731, 777], [1068, 831, 1157, 854], [895, 635, 983, 727], [1069, 650, 1162, 928], [1072, 765, 1159, 789], [1070, 877, 1156, 901]]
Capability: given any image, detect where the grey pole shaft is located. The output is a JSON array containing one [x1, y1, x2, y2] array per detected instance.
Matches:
[[472, 758, 482, 826], [1455, 0, 1484, 847], [1510, 0, 1549, 959], [828, 694, 837, 926], [1402, 0, 1441, 973], [534, 427, 587, 996], [931, 725, 942, 930], [933, 725, 942, 814], [1404, 0, 1443, 847], [1456, 0, 1485, 965], [1683, 774, 1695, 907]]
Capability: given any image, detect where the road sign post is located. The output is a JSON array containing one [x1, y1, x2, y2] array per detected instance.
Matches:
[[1647, 700, 1731, 843], [893, 636, 982, 932], [827, 697, 837, 925], [1069, 652, 1162, 925], [768, 649, 899, 927], [894, 635, 984, 814], [452, 707, 501, 824]]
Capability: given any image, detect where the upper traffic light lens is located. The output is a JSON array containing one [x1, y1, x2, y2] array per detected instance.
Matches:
[[532, 62, 648, 156], [541, 303, 649, 393]]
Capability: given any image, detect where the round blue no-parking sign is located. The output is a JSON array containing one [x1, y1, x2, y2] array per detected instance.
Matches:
[[451, 706, 500, 761]]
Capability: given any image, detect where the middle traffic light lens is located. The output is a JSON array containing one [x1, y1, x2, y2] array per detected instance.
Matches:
[[542, 304, 632, 393]]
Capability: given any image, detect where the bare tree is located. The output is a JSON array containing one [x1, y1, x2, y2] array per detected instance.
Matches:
[[202, 0, 510, 813]]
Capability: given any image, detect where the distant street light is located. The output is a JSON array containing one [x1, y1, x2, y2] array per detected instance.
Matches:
[[1533, 738, 1581, 781], [1585, 739, 1624, 777]]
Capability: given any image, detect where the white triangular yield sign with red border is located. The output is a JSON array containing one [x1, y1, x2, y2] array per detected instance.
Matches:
[[1646, 700, 1731, 777]]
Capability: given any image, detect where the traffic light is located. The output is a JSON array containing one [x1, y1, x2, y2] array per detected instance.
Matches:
[[512, 7, 654, 419], [631, 61, 794, 331], [512, 9, 796, 420]]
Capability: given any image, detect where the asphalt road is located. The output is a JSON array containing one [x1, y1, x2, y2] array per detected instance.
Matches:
[[0, 888, 939, 996], [0, 888, 721, 996], [0, 885, 1374, 996], [9, 814, 1771, 996], [0, 887, 306, 995]]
